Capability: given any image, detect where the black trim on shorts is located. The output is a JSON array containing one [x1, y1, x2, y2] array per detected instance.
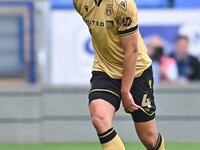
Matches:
[[89, 91, 121, 111], [131, 109, 155, 122]]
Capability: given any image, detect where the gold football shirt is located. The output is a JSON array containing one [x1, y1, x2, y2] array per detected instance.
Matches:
[[73, 0, 152, 79]]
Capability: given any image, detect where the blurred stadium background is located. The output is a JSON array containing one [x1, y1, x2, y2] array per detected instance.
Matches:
[[0, 0, 200, 149]]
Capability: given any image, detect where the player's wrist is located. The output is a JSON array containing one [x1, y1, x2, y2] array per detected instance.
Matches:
[[121, 83, 131, 93], [121, 88, 130, 95]]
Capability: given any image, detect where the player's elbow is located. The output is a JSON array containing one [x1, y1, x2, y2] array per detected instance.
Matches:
[[132, 47, 138, 54], [127, 47, 138, 55]]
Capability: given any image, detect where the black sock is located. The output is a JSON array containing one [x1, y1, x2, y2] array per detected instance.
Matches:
[[149, 133, 162, 150], [98, 127, 117, 144]]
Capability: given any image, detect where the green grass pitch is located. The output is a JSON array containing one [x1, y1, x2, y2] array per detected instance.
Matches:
[[0, 143, 200, 150]]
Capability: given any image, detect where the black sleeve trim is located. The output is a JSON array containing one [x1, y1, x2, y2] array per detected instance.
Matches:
[[118, 25, 138, 35]]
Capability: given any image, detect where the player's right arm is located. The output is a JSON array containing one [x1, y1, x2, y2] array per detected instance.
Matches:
[[73, 0, 79, 5]]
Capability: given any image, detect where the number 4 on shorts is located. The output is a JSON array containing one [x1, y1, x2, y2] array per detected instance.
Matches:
[[142, 94, 152, 108]]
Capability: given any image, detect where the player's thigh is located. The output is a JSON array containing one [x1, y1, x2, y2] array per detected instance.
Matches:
[[134, 119, 158, 142], [89, 99, 116, 133], [88, 71, 121, 132], [89, 99, 115, 120]]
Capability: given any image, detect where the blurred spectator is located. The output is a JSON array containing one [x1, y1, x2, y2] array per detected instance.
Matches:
[[171, 35, 200, 81], [147, 35, 178, 83]]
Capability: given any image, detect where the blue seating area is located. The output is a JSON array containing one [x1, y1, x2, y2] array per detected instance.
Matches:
[[51, 0, 74, 9], [174, 0, 200, 8], [0, 1, 36, 83], [50, 0, 200, 9], [134, 0, 168, 8]]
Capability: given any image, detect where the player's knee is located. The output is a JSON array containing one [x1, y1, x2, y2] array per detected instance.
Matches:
[[91, 115, 107, 128], [139, 131, 157, 149]]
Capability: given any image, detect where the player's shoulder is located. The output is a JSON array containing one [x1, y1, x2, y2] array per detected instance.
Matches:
[[113, 0, 127, 10], [73, 0, 84, 12], [113, 0, 136, 11]]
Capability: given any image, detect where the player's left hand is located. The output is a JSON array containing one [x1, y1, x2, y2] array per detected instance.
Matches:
[[121, 91, 141, 113]]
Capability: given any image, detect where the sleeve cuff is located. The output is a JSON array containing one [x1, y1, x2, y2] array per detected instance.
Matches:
[[118, 25, 138, 36]]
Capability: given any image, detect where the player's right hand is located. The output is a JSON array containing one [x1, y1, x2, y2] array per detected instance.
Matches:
[[121, 92, 141, 113]]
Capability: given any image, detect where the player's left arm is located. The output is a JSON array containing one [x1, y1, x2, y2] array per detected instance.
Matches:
[[116, 0, 141, 112], [120, 30, 140, 112]]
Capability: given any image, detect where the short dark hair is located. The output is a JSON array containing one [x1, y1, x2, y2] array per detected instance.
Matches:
[[176, 35, 189, 41]]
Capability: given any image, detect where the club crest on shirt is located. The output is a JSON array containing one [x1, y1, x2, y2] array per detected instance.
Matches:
[[119, 0, 127, 11], [105, 4, 113, 16], [122, 17, 132, 26]]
